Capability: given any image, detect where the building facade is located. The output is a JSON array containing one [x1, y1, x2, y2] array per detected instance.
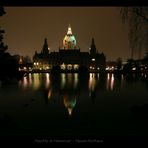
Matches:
[[33, 25, 106, 72]]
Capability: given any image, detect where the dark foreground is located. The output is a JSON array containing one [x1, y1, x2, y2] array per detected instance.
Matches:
[[0, 73, 148, 144]]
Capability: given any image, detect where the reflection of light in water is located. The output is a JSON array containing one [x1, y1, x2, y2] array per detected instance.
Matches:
[[89, 73, 96, 96], [74, 73, 78, 88], [61, 73, 66, 89], [48, 88, 52, 100], [29, 73, 32, 85], [67, 73, 72, 85], [68, 108, 72, 116], [110, 74, 114, 90], [97, 73, 99, 79], [145, 74, 147, 78], [106, 73, 110, 91], [89, 74, 93, 90], [45, 73, 50, 89], [106, 73, 114, 91], [63, 95, 77, 116], [23, 76, 28, 89], [33, 73, 40, 90], [19, 74, 32, 88], [121, 74, 124, 88]]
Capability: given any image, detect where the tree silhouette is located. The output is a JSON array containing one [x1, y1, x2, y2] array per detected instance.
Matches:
[[120, 7, 148, 59], [0, 6, 5, 16], [0, 7, 7, 53], [0, 7, 24, 81]]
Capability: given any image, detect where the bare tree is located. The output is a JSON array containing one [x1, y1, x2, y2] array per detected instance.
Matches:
[[0, 6, 7, 53], [120, 7, 148, 59]]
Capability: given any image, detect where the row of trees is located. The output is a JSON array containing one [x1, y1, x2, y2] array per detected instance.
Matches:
[[0, 7, 25, 81]]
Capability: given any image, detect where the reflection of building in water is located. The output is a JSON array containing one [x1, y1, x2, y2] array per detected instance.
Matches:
[[33, 73, 41, 90], [89, 73, 96, 92], [45, 73, 50, 89], [33, 24, 106, 71], [60, 73, 78, 116], [19, 73, 33, 89], [60, 73, 79, 91], [106, 73, 114, 91], [88, 73, 98, 103], [63, 95, 77, 116]]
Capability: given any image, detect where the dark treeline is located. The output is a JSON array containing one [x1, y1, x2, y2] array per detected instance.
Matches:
[[0, 7, 24, 81]]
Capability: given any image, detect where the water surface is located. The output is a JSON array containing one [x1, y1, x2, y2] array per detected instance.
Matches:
[[0, 73, 148, 136]]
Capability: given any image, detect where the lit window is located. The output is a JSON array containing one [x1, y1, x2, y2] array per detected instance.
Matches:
[[61, 63, 66, 70], [132, 67, 136, 70], [74, 64, 79, 70], [67, 64, 72, 70]]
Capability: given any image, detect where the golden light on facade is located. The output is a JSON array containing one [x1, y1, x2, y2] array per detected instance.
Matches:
[[132, 67, 136, 70], [63, 24, 76, 49], [19, 57, 23, 64], [34, 62, 36, 66], [67, 64, 72, 70], [74, 64, 79, 70], [60, 63, 66, 70]]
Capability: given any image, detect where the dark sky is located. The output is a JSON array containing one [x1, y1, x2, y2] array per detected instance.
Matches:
[[1, 7, 130, 61]]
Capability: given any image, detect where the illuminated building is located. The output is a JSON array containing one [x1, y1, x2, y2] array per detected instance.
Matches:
[[33, 24, 106, 71]]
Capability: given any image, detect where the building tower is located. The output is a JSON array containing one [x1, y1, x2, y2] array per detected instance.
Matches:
[[90, 38, 97, 57], [63, 24, 77, 49], [42, 38, 49, 57]]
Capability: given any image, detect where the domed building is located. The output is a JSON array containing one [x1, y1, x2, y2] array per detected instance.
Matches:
[[63, 24, 77, 50], [33, 24, 106, 72]]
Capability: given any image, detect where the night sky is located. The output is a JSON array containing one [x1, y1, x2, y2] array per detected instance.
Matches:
[[1, 7, 130, 61]]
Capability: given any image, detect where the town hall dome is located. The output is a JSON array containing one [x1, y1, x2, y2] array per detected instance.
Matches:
[[63, 24, 77, 49]]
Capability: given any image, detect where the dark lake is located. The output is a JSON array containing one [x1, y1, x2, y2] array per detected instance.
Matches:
[[0, 73, 148, 138]]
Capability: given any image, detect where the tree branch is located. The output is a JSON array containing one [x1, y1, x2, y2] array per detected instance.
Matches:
[[134, 8, 148, 23]]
